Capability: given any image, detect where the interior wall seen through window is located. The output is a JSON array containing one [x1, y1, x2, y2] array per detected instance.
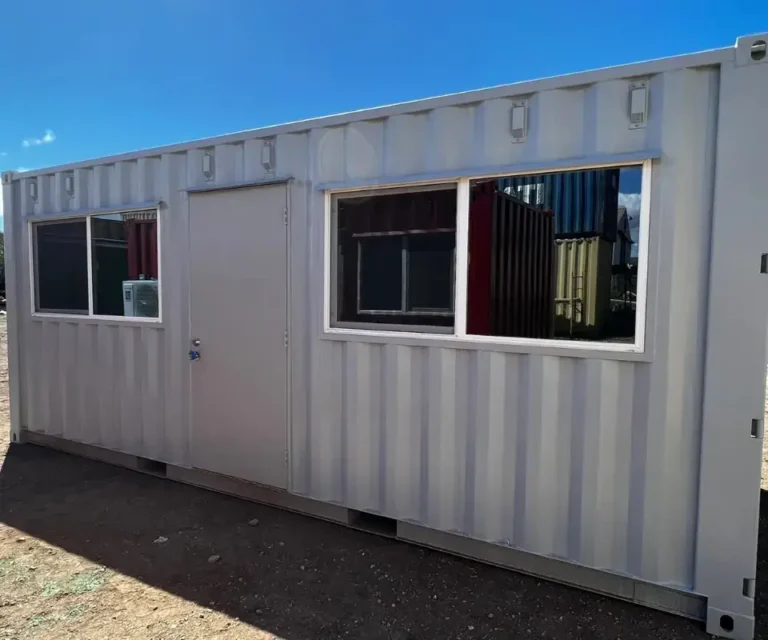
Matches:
[[334, 187, 457, 329]]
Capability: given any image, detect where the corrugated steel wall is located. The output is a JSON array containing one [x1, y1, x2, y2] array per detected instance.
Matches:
[[10, 66, 720, 593]]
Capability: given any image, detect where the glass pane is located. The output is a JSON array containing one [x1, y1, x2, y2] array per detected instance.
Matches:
[[91, 211, 159, 318], [466, 165, 643, 343], [34, 221, 88, 313], [358, 236, 402, 311], [334, 187, 456, 330], [407, 233, 454, 312]]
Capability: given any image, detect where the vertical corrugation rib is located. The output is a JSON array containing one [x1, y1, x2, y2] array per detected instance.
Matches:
[[309, 341, 343, 503], [522, 356, 561, 555], [142, 328, 164, 461], [343, 342, 382, 511], [611, 362, 635, 574], [471, 351, 509, 542], [552, 357, 574, 559], [118, 326, 138, 454], [384, 344, 421, 519], [76, 324, 95, 444], [41, 322, 57, 435], [96, 325, 115, 449], [425, 347, 458, 531], [453, 350, 470, 534], [626, 364, 651, 577], [58, 323, 76, 442]]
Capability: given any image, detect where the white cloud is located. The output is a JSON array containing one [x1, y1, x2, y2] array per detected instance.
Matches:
[[16, 167, 31, 172], [619, 192, 641, 220], [22, 129, 56, 148]]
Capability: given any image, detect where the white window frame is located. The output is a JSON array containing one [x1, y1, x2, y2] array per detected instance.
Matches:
[[28, 205, 163, 323], [323, 158, 652, 356]]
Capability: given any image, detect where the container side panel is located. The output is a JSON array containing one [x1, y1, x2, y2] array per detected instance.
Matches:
[[295, 66, 719, 592], [9, 58, 725, 601]]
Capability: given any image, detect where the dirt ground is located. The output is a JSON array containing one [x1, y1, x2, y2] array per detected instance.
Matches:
[[0, 318, 766, 639]]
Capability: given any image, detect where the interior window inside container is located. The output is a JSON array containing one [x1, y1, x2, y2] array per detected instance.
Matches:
[[466, 165, 642, 343], [333, 186, 457, 332]]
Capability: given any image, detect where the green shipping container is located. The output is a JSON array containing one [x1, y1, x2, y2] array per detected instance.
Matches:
[[554, 237, 613, 336]]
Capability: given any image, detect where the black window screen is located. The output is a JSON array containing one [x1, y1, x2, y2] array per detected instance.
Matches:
[[34, 221, 89, 313], [407, 233, 454, 312], [358, 236, 402, 311]]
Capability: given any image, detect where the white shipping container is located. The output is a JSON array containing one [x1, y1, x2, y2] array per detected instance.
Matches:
[[3, 33, 768, 640]]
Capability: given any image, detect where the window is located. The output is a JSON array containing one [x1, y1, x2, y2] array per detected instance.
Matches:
[[32, 208, 160, 320], [332, 186, 456, 330], [328, 162, 649, 351], [34, 221, 88, 314]]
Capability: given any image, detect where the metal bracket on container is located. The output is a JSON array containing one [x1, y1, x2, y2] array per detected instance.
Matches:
[[510, 100, 528, 143], [750, 419, 763, 438], [760, 254, 768, 273], [743, 578, 756, 598], [628, 80, 649, 129], [1, 172, 12, 185]]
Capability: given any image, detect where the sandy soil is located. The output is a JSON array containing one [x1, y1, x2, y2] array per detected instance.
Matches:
[[0, 316, 764, 639]]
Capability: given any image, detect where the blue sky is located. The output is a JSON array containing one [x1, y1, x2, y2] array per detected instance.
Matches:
[[1, 0, 766, 229]]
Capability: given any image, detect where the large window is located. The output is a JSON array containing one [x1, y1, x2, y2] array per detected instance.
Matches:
[[32, 209, 160, 320], [328, 162, 648, 351]]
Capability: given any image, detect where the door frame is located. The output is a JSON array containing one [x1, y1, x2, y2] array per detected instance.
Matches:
[[185, 177, 293, 490]]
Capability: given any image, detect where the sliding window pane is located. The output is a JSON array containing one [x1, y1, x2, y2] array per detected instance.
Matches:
[[91, 211, 159, 318], [333, 186, 456, 330], [34, 221, 88, 314], [358, 235, 402, 311], [407, 233, 454, 312], [466, 165, 643, 343]]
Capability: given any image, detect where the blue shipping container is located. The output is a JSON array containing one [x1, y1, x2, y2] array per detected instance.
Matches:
[[498, 168, 620, 240]]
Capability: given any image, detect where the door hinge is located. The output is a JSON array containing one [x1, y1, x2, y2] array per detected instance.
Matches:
[[284, 208, 288, 225], [761, 254, 768, 274], [743, 578, 756, 598], [285, 450, 288, 464], [283, 330, 288, 348], [751, 418, 763, 438]]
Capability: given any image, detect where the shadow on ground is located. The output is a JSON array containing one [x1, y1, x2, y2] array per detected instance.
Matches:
[[0, 441, 754, 639]]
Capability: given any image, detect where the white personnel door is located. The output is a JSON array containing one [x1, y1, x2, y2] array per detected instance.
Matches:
[[188, 184, 288, 489]]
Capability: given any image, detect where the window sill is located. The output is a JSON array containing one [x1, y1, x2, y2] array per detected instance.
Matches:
[[30, 313, 165, 328], [322, 327, 652, 362]]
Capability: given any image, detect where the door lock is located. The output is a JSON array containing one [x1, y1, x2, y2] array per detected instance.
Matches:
[[189, 338, 202, 361]]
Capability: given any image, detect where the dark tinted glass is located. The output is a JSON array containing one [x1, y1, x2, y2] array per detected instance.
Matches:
[[35, 221, 88, 313]]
